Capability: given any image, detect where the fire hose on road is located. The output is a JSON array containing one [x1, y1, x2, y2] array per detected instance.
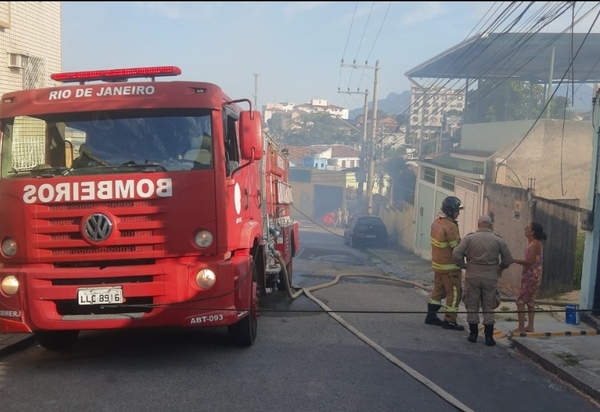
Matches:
[[272, 250, 476, 412]]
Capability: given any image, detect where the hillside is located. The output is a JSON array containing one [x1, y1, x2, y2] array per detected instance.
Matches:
[[348, 91, 410, 120]]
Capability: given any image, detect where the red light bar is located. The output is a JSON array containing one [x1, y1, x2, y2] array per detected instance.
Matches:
[[50, 66, 182, 83]]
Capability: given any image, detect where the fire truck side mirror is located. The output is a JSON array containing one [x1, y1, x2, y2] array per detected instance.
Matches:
[[239, 111, 263, 161]]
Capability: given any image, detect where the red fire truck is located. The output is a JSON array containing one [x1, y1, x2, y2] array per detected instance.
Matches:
[[0, 66, 299, 349]]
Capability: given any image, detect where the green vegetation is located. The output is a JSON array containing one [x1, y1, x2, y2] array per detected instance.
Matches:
[[556, 353, 579, 366], [465, 80, 572, 123], [573, 230, 586, 290]]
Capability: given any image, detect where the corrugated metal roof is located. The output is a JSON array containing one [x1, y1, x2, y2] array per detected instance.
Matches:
[[405, 32, 600, 83]]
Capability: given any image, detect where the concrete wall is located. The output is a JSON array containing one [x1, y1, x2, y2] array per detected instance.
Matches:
[[462, 120, 536, 152], [290, 168, 348, 221], [493, 119, 593, 209], [484, 184, 532, 292], [379, 202, 416, 252]]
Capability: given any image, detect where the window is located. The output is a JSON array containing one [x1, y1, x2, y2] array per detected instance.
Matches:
[[342, 160, 346, 168], [2, 110, 214, 178], [223, 108, 240, 176], [422, 166, 435, 183], [441, 173, 455, 190]]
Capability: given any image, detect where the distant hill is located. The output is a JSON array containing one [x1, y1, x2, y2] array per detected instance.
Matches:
[[348, 91, 410, 120]]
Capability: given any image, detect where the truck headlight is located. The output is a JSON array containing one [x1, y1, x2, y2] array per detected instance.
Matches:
[[1, 275, 19, 295], [1, 238, 17, 257], [194, 230, 214, 248], [195, 269, 216, 289]]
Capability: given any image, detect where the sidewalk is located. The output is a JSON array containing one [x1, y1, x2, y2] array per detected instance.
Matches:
[[367, 246, 600, 404]]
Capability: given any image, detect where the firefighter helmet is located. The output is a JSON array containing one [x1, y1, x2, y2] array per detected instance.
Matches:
[[441, 196, 464, 217]]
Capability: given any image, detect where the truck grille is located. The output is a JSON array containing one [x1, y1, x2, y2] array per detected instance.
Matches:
[[31, 199, 166, 262]]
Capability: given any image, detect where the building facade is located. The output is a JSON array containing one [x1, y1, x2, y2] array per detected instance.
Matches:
[[0, 2, 62, 171], [409, 84, 465, 150], [0, 2, 62, 94]]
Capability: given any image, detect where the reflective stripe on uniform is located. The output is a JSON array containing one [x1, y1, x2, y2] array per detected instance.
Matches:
[[448, 239, 458, 248], [432, 262, 461, 271], [444, 285, 459, 312], [431, 238, 450, 248], [429, 298, 442, 305]]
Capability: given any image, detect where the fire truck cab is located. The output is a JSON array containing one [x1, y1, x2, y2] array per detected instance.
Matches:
[[0, 66, 299, 349]]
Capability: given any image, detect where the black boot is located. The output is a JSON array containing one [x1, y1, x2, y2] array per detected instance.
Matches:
[[467, 323, 478, 343], [442, 320, 465, 331], [424, 303, 443, 326], [484, 324, 496, 346]]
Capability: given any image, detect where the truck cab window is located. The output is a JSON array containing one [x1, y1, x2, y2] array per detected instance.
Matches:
[[224, 111, 240, 176]]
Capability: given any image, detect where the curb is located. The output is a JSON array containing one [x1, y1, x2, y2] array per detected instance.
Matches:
[[509, 330, 598, 338], [510, 336, 600, 404], [0, 334, 36, 358]]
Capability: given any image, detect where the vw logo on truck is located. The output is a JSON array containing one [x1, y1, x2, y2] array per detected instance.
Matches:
[[84, 213, 113, 242]]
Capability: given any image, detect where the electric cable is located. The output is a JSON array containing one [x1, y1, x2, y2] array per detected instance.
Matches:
[[493, 7, 600, 181], [339, 2, 359, 92]]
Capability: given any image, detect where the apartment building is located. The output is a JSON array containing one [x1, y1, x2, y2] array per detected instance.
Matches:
[[409, 84, 465, 144], [0, 2, 62, 170], [0, 2, 62, 93]]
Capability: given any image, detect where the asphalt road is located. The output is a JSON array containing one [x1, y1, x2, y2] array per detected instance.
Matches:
[[0, 220, 598, 412]]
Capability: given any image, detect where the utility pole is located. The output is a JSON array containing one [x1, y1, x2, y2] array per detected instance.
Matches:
[[253, 73, 259, 110], [338, 87, 369, 212], [341, 59, 380, 214]]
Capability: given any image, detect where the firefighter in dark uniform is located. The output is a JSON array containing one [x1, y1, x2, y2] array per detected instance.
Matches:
[[452, 215, 513, 346], [425, 196, 465, 330]]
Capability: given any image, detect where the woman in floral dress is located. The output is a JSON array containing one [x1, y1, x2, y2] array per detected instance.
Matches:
[[512, 222, 547, 334]]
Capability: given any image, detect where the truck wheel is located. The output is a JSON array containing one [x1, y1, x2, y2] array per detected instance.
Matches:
[[36, 331, 79, 351], [228, 270, 258, 347]]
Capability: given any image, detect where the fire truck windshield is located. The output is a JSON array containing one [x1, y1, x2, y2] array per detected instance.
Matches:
[[0, 111, 213, 178]]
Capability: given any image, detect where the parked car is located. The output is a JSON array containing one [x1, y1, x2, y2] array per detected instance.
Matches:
[[343, 214, 389, 248]]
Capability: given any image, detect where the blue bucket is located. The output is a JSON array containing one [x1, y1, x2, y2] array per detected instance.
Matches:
[[565, 304, 580, 325]]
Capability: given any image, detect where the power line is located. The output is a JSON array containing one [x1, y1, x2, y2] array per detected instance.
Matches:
[[494, 7, 600, 182], [377, 3, 589, 146], [339, 2, 359, 91], [347, 2, 374, 90]]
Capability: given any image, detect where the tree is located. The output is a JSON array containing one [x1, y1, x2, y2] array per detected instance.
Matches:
[[266, 112, 286, 141], [281, 112, 361, 146], [465, 80, 573, 123]]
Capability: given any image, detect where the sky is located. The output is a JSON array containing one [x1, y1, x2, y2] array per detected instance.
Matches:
[[61, 2, 600, 112]]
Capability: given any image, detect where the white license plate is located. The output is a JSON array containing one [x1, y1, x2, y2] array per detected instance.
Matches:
[[78, 286, 123, 305]]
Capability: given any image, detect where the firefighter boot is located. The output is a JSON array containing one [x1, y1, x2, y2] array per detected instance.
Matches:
[[484, 324, 496, 346], [467, 323, 478, 343], [442, 320, 465, 331], [424, 304, 444, 326]]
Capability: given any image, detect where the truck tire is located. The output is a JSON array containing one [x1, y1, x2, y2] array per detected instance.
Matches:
[[36, 330, 79, 351], [228, 266, 258, 347]]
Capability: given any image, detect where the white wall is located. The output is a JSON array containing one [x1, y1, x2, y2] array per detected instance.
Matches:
[[0, 2, 62, 95]]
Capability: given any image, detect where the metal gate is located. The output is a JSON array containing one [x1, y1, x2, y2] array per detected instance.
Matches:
[[531, 196, 580, 297]]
